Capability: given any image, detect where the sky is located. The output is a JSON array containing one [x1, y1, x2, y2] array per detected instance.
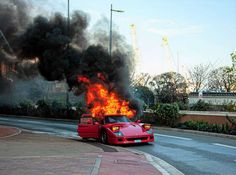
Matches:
[[30, 0, 236, 75]]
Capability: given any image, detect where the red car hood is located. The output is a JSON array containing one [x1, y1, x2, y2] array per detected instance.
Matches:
[[110, 123, 148, 137]]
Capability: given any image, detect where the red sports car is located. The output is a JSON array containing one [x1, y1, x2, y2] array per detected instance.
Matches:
[[77, 114, 154, 145]]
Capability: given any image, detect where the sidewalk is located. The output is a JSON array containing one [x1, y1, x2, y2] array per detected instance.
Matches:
[[0, 125, 176, 175]]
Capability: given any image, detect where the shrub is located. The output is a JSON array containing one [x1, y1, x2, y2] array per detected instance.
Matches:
[[0, 99, 86, 120], [223, 101, 236, 112], [154, 103, 179, 127], [182, 120, 233, 134], [190, 100, 211, 111], [189, 100, 236, 112], [36, 99, 51, 117], [18, 100, 35, 116], [177, 101, 189, 110], [51, 101, 66, 118]]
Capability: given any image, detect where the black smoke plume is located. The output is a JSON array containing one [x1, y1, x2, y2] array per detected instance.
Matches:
[[1, 1, 141, 115]]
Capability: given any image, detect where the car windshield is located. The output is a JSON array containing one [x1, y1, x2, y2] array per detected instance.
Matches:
[[104, 115, 131, 123]]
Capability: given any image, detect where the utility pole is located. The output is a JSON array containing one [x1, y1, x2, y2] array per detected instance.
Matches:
[[109, 4, 124, 57], [66, 0, 70, 114], [109, 4, 112, 57]]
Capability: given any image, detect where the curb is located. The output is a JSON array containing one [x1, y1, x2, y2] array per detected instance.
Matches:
[[122, 148, 184, 175], [154, 126, 236, 140]]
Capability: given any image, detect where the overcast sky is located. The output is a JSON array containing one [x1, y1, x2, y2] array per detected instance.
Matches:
[[30, 0, 236, 75]]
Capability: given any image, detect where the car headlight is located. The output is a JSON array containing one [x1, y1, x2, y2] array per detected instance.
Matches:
[[114, 131, 124, 136]]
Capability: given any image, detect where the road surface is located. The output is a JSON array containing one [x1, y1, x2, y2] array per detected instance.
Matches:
[[0, 115, 236, 175]]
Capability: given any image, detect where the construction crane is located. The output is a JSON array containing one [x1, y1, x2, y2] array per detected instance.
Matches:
[[130, 24, 141, 80], [0, 30, 14, 54], [161, 36, 177, 73], [0, 30, 17, 78]]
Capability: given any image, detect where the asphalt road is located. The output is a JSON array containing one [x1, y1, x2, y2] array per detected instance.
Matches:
[[0, 115, 236, 175]]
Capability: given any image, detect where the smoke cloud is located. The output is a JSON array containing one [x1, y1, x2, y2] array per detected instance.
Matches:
[[0, 0, 141, 115]]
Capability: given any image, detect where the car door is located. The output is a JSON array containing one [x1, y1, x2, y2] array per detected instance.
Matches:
[[78, 117, 99, 138]]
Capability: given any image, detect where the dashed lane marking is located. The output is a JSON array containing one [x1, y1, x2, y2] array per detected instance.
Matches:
[[213, 143, 236, 150], [154, 134, 192, 141]]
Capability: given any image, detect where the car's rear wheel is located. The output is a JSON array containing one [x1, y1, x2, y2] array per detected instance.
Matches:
[[101, 130, 108, 144]]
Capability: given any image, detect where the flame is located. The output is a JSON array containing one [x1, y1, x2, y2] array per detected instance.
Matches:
[[78, 75, 136, 118]]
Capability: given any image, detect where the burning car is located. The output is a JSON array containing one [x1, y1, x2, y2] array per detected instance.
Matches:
[[78, 114, 154, 145]]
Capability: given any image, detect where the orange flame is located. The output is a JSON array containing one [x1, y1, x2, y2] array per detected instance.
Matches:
[[78, 75, 136, 118]]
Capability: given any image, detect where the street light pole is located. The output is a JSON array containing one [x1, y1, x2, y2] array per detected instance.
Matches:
[[109, 4, 113, 57], [66, 0, 70, 114], [109, 4, 124, 57]]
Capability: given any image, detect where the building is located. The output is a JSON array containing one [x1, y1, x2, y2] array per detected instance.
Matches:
[[189, 92, 236, 105]]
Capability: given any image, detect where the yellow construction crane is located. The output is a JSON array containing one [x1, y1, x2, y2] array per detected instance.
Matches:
[[161, 36, 176, 73]]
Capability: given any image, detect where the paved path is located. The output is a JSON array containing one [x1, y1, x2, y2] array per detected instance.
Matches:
[[0, 125, 164, 175]]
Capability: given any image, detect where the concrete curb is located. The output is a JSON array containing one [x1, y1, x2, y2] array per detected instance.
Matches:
[[121, 148, 184, 175], [154, 126, 236, 140]]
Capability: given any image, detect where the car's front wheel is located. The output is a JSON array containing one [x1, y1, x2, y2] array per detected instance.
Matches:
[[101, 130, 108, 144], [81, 138, 88, 141]]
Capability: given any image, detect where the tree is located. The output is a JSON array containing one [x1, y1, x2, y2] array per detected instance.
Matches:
[[230, 52, 236, 91], [150, 72, 188, 103], [208, 66, 236, 92], [188, 64, 212, 92], [133, 85, 154, 107]]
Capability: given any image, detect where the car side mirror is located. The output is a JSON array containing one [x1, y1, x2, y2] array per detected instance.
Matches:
[[136, 120, 141, 123]]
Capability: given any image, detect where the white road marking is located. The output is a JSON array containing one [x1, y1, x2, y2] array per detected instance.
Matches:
[[126, 149, 184, 175], [213, 143, 236, 150], [91, 155, 102, 175], [154, 134, 192, 141], [0, 127, 21, 139], [145, 153, 171, 175]]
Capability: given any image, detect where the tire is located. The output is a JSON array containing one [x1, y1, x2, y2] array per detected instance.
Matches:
[[101, 130, 108, 144]]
